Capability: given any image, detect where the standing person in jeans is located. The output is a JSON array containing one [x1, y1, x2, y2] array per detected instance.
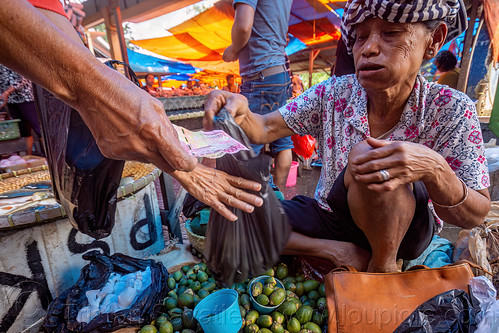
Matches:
[[0, 65, 41, 155], [223, 0, 293, 191]]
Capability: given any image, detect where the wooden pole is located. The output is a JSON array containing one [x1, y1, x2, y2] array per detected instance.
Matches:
[[102, 6, 121, 61], [456, 0, 481, 93], [112, 5, 129, 65], [308, 49, 321, 88]]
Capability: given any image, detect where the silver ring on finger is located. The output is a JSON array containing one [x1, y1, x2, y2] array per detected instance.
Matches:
[[379, 169, 390, 182]]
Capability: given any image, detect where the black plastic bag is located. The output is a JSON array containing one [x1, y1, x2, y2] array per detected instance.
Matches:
[[33, 61, 140, 239], [204, 109, 291, 284], [394, 289, 480, 333], [183, 193, 209, 219], [41, 250, 169, 332]]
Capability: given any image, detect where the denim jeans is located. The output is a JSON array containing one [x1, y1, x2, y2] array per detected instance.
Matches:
[[240, 71, 293, 155]]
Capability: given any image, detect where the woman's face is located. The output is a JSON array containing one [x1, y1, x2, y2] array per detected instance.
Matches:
[[352, 18, 431, 93]]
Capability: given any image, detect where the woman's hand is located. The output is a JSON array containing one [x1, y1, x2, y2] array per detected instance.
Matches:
[[349, 137, 445, 191], [172, 163, 264, 221], [203, 90, 250, 130]]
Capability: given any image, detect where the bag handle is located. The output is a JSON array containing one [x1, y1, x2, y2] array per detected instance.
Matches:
[[330, 265, 358, 273], [104, 60, 141, 88], [407, 260, 492, 276], [454, 260, 493, 276]]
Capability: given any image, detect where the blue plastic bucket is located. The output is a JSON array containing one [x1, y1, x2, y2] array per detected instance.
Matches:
[[193, 289, 242, 333]]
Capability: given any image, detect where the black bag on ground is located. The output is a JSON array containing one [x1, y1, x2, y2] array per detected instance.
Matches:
[[394, 289, 480, 333], [33, 61, 139, 239], [41, 250, 169, 332], [204, 109, 291, 284]]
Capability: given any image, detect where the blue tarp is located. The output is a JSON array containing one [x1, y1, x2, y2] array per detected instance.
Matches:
[[127, 48, 197, 74], [285, 34, 307, 56], [161, 73, 193, 81]]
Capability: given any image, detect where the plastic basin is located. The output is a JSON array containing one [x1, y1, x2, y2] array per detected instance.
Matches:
[[193, 289, 242, 333], [248, 275, 285, 314]]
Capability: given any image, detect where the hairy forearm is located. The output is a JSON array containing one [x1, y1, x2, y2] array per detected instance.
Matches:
[[424, 158, 490, 228], [0, 1, 137, 114], [0, 1, 152, 138]]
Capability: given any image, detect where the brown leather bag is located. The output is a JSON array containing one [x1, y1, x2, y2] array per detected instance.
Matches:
[[325, 262, 476, 333]]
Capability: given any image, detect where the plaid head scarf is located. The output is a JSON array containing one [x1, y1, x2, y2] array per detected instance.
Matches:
[[341, 0, 468, 53]]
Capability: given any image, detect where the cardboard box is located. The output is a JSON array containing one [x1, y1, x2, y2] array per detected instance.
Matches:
[[0, 155, 47, 173]]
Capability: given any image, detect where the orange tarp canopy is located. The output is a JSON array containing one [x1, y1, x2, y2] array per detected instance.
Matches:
[[131, 0, 343, 75]]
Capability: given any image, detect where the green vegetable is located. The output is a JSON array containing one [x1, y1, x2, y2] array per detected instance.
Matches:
[[252, 282, 263, 297], [158, 322, 173, 333], [308, 290, 320, 301], [302, 322, 321, 333], [263, 283, 275, 297], [139, 325, 157, 333], [270, 322, 285, 333], [278, 300, 299, 316], [170, 317, 183, 332], [295, 305, 313, 324], [240, 293, 251, 310], [163, 297, 177, 310], [302, 280, 319, 293], [286, 318, 300, 333], [295, 282, 304, 297], [256, 314, 273, 328], [276, 263, 288, 280], [167, 277, 176, 290], [172, 271, 183, 282], [269, 288, 286, 306], [245, 323, 259, 333], [177, 293, 194, 308], [256, 294, 270, 306], [245, 310, 259, 325], [270, 311, 285, 325]]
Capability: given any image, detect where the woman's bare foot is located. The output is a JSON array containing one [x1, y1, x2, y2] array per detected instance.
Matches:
[[316, 239, 371, 271], [367, 261, 399, 273]]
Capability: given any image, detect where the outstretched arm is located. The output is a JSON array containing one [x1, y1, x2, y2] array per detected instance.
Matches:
[[0, 0, 197, 173], [203, 90, 295, 144], [0, 0, 264, 221]]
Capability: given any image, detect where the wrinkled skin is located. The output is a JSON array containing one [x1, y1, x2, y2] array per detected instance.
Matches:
[[0, 0, 263, 221]]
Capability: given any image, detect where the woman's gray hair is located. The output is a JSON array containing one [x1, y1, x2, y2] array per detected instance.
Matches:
[[422, 20, 447, 33]]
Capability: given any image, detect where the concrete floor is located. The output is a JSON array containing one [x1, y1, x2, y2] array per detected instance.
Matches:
[[281, 163, 461, 245]]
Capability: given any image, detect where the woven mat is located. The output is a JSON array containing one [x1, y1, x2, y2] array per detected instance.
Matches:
[[122, 161, 156, 180], [0, 161, 157, 193], [0, 170, 51, 193]]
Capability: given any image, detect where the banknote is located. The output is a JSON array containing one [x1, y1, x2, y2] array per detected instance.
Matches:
[[174, 125, 248, 158]]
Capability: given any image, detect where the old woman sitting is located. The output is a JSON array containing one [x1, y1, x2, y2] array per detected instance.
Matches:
[[204, 0, 491, 273]]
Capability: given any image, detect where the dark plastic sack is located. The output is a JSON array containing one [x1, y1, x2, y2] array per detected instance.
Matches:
[[394, 289, 480, 333], [33, 61, 139, 239], [291, 134, 316, 159], [41, 250, 169, 332], [204, 109, 292, 284], [183, 193, 209, 219]]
